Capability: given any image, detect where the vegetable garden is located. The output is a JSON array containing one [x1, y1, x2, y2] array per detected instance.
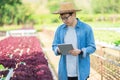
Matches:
[[0, 36, 53, 80]]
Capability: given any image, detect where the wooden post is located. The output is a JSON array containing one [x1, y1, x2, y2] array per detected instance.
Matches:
[[100, 46, 105, 80]]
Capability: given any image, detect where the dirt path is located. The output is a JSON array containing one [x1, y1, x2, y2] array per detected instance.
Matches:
[[37, 29, 59, 80]]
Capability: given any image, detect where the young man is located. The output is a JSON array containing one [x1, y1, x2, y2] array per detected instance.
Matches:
[[52, 2, 96, 80]]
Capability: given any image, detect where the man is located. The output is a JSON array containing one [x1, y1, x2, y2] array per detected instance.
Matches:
[[52, 2, 96, 80]]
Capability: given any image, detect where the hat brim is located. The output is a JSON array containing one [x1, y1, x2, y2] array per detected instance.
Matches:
[[52, 9, 81, 14]]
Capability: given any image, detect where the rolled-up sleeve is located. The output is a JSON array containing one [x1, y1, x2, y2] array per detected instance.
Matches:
[[52, 27, 61, 56]]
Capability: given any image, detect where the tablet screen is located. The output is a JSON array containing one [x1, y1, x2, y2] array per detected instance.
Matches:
[[58, 44, 73, 55]]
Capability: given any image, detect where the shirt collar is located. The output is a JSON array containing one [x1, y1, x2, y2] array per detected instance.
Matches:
[[75, 18, 82, 28], [62, 18, 82, 29]]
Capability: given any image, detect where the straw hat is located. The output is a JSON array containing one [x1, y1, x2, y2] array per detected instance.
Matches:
[[53, 2, 81, 14]]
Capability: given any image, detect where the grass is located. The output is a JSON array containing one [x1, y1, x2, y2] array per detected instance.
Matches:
[[84, 21, 120, 28], [0, 25, 22, 31], [94, 30, 120, 45], [0, 21, 120, 46]]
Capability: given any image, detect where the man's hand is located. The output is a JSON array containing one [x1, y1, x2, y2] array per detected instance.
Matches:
[[69, 49, 82, 56]]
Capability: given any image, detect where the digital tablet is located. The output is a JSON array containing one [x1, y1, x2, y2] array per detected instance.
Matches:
[[58, 44, 73, 55]]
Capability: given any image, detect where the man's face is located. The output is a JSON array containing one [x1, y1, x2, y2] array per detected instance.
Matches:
[[60, 12, 74, 26]]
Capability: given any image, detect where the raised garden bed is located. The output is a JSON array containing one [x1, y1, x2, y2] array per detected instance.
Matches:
[[0, 36, 53, 80]]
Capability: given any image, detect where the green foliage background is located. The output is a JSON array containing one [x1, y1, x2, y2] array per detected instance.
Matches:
[[0, 0, 120, 46], [0, 0, 33, 26], [91, 0, 120, 14], [0, 0, 120, 26]]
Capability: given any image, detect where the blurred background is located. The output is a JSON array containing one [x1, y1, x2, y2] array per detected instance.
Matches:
[[0, 0, 120, 45], [0, 0, 120, 80]]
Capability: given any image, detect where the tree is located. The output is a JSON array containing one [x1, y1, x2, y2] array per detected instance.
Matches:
[[91, 0, 120, 14], [0, 0, 33, 26]]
